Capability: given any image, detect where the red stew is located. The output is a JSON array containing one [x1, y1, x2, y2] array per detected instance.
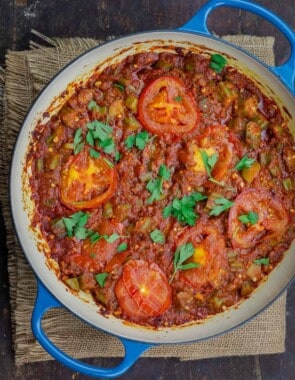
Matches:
[[27, 49, 295, 327]]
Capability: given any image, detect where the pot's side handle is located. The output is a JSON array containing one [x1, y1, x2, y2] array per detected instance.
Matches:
[[32, 281, 152, 379], [179, 0, 295, 93]]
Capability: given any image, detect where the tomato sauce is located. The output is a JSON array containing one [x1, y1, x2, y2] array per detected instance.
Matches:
[[27, 49, 295, 327]]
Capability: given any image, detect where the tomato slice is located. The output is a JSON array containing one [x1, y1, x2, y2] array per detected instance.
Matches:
[[228, 189, 289, 249], [137, 76, 200, 136], [60, 148, 117, 210], [115, 277, 148, 319], [115, 259, 172, 318], [178, 219, 228, 290]]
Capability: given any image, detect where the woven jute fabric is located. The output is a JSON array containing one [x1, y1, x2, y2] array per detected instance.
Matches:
[[0, 33, 287, 366]]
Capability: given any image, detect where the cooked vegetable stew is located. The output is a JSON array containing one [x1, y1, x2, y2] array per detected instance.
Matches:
[[27, 49, 295, 327]]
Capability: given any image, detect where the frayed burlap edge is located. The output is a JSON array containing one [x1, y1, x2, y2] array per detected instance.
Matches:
[[0, 33, 286, 366], [223, 35, 275, 66]]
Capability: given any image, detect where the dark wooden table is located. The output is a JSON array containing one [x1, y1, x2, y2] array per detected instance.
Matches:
[[0, 1, 294, 379]]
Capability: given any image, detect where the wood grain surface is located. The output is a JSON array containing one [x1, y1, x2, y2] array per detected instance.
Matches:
[[0, 1, 294, 379]]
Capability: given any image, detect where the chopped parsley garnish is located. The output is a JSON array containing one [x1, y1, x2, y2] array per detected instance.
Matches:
[[254, 257, 269, 265], [95, 272, 108, 287], [163, 192, 207, 226], [61, 212, 120, 243], [73, 128, 84, 154], [201, 150, 218, 174], [150, 229, 165, 245], [169, 243, 201, 283], [86, 120, 115, 154], [87, 100, 99, 111], [174, 96, 183, 102], [105, 233, 120, 243], [209, 197, 234, 216], [200, 150, 227, 188], [117, 242, 128, 252], [158, 164, 171, 180], [125, 130, 150, 151], [234, 155, 256, 171], [89, 148, 100, 159], [210, 54, 227, 73], [99, 137, 116, 154], [113, 82, 125, 92], [146, 164, 171, 203], [87, 120, 112, 140], [125, 135, 135, 149], [115, 151, 121, 162], [238, 211, 259, 225], [90, 232, 120, 245], [62, 211, 90, 238]]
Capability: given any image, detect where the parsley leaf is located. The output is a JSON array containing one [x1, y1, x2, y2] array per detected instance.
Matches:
[[113, 82, 125, 92], [115, 151, 121, 162], [146, 178, 162, 203], [146, 164, 171, 203], [125, 130, 150, 151], [90, 232, 120, 245], [159, 164, 171, 181], [234, 155, 256, 171], [254, 257, 269, 265], [238, 211, 259, 225], [210, 54, 227, 73], [125, 135, 136, 149], [190, 192, 208, 202], [86, 121, 115, 155], [90, 232, 101, 245], [150, 229, 165, 245], [174, 96, 182, 102], [135, 131, 150, 150], [117, 242, 128, 252], [99, 137, 115, 154], [61, 212, 121, 244], [104, 233, 120, 243], [62, 211, 89, 238], [200, 150, 227, 187], [87, 100, 99, 111], [74, 226, 92, 240], [73, 128, 84, 154], [163, 192, 207, 226], [89, 148, 100, 159], [169, 243, 201, 283], [87, 120, 112, 141], [95, 272, 108, 287], [209, 197, 234, 216], [86, 130, 95, 145]]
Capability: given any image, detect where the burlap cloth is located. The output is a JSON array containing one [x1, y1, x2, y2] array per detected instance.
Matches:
[[0, 32, 287, 366]]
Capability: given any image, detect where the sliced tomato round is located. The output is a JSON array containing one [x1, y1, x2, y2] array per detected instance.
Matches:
[[115, 259, 172, 318], [178, 219, 228, 290], [60, 148, 117, 210], [115, 277, 148, 319], [137, 76, 200, 136], [228, 189, 289, 249]]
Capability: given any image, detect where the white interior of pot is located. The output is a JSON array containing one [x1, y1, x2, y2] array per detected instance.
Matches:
[[11, 31, 295, 344]]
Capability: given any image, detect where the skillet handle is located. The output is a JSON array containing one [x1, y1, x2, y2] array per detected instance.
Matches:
[[179, 0, 295, 93], [32, 281, 152, 379]]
